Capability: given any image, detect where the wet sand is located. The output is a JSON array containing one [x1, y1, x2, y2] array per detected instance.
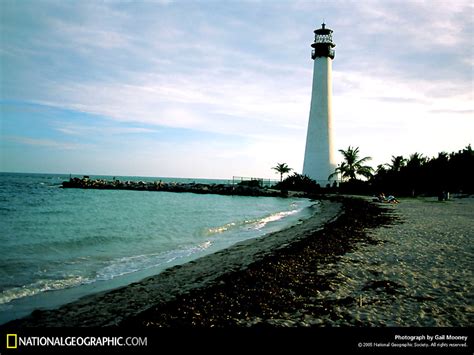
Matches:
[[4, 196, 472, 327], [4, 199, 341, 327]]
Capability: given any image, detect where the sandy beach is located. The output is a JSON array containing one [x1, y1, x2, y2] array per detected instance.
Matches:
[[337, 196, 474, 327], [4, 195, 473, 327]]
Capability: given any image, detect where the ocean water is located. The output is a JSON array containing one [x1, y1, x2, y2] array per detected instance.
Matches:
[[0, 173, 315, 323]]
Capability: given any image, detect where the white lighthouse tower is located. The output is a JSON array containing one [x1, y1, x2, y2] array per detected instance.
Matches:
[[302, 23, 336, 184]]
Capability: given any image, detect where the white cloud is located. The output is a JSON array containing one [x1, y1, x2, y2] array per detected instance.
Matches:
[[53, 122, 159, 137], [45, 18, 130, 51], [5, 136, 89, 150], [2, 0, 472, 177], [34, 56, 311, 139], [353, 0, 472, 47]]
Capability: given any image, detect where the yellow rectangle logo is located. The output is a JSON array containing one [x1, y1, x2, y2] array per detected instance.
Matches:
[[6, 334, 18, 349]]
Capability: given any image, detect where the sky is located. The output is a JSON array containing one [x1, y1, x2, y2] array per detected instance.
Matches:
[[1, 0, 473, 180]]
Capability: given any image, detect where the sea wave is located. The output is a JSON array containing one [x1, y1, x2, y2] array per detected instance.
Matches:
[[12, 233, 128, 251], [207, 208, 300, 235], [96, 241, 213, 281], [0, 276, 90, 305], [0, 240, 217, 305], [1, 172, 317, 318]]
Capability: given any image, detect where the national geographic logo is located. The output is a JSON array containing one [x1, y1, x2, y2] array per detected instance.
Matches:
[[6, 334, 18, 349], [3, 333, 147, 348]]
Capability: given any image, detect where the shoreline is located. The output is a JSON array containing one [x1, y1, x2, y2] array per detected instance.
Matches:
[[122, 196, 472, 327], [3, 199, 342, 327], [122, 196, 398, 327], [4, 195, 472, 327]]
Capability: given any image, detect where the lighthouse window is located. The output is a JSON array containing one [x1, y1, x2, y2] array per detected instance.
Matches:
[[315, 34, 333, 43]]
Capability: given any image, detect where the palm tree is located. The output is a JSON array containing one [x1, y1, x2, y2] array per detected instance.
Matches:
[[329, 146, 373, 181], [376, 164, 388, 174], [272, 163, 293, 182], [388, 155, 407, 172], [406, 152, 426, 169]]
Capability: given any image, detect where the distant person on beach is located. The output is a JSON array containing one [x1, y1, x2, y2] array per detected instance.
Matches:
[[386, 195, 399, 204], [374, 193, 399, 204], [438, 190, 449, 201], [372, 193, 383, 202]]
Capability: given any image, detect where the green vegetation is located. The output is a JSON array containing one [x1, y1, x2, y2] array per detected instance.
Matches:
[[274, 173, 320, 193], [271, 145, 473, 197], [330, 144, 473, 196], [371, 145, 474, 196], [272, 163, 293, 182], [329, 146, 373, 182], [272, 144, 474, 196]]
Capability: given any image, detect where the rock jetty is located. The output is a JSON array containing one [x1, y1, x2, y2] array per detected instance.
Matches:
[[62, 176, 294, 197]]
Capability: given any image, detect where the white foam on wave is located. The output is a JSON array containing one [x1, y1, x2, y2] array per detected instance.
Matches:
[[252, 209, 299, 230], [0, 276, 89, 305], [96, 240, 214, 281], [208, 222, 236, 234], [0, 240, 216, 305], [207, 207, 301, 235]]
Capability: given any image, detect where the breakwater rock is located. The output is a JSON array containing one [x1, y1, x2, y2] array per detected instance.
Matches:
[[62, 176, 296, 198]]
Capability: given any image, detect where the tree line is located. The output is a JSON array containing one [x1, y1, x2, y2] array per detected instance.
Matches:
[[272, 144, 473, 196], [370, 145, 473, 196]]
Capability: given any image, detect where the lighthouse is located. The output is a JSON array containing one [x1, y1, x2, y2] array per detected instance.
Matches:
[[302, 23, 336, 183]]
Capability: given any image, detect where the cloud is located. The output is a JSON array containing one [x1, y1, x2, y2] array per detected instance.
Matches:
[[1, 0, 472, 177], [53, 122, 159, 137], [351, 0, 472, 47], [31, 54, 311, 139], [429, 109, 474, 115], [5, 136, 89, 150], [47, 19, 131, 51]]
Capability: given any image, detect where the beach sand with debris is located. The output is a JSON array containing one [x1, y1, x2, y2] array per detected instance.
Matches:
[[4, 196, 473, 327]]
